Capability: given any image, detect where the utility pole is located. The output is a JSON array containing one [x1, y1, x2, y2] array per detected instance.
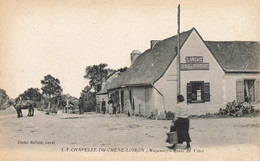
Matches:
[[177, 4, 181, 97]]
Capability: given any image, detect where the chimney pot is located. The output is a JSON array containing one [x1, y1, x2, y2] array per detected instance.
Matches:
[[130, 50, 141, 64], [150, 40, 161, 49]]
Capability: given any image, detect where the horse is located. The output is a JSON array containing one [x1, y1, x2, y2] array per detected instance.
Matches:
[[14, 100, 35, 118]]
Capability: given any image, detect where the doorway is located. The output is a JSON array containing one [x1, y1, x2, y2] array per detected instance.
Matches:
[[121, 91, 124, 112]]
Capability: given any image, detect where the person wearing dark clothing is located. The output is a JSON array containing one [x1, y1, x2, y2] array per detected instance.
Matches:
[[132, 98, 135, 115], [79, 97, 83, 115], [108, 98, 113, 114], [109, 95, 116, 115], [27, 102, 34, 117], [112, 103, 116, 114], [175, 118, 191, 144], [170, 120, 176, 132], [16, 106, 23, 118], [101, 99, 106, 114], [169, 95, 191, 150]]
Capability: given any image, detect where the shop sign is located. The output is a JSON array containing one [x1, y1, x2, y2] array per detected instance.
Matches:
[[180, 63, 209, 70], [180, 56, 209, 71], [185, 56, 203, 63]]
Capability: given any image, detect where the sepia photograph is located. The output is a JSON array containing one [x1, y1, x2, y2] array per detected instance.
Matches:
[[0, 0, 259, 160]]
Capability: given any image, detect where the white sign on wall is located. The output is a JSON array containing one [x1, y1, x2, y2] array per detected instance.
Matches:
[[180, 56, 209, 71]]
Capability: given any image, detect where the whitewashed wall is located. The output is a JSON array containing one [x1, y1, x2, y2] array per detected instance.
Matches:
[[123, 87, 162, 117], [108, 86, 163, 117], [179, 30, 225, 115], [154, 58, 178, 113], [96, 94, 109, 112], [224, 73, 260, 104]]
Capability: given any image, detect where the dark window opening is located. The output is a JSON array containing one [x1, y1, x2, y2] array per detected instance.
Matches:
[[187, 82, 210, 103], [129, 90, 132, 107], [244, 80, 255, 102], [121, 91, 124, 111], [191, 82, 203, 102]]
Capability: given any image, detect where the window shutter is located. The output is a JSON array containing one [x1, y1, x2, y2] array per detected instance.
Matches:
[[236, 79, 244, 102], [204, 82, 210, 102], [187, 83, 192, 103], [256, 79, 260, 103]]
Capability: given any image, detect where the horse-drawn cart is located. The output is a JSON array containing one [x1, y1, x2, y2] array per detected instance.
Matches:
[[14, 99, 35, 118]]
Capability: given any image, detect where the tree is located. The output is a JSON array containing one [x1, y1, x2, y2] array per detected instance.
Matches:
[[81, 86, 96, 112], [0, 88, 9, 110], [51, 93, 68, 110], [20, 88, 42, 102], [0, 88, 8, 104], [83, 64, 128, 112], [84, 63, 128, 92], [41, 75, 63, 112], [84, 63, 110, 92], [117, 67, 128, 73]]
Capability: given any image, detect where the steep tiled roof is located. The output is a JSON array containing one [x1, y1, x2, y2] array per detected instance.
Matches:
[[107, 28, 193, 90], [97, 71, 120, 95], [205, 41, 260, 72]]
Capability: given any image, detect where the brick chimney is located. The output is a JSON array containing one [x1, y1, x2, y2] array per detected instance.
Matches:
[[131, 50, 141, 64], [150, 40, 161, 49]]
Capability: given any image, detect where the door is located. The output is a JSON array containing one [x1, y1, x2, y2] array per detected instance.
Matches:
[[129, 90, 132, 107], [121, 91, 124, 112]]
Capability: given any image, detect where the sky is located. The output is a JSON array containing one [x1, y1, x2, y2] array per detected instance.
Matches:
[[0, 0, 259, 98]]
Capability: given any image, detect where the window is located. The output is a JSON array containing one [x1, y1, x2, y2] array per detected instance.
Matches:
[[187, 82, 210, 103], [129, 90, 132, 106], [244, 80, 255, 102], [236, 79, 258, 103], [121, 91, 124, 111]]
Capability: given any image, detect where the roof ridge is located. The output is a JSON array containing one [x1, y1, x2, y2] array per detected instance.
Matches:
[[159, 28, 194, 42], [205, 41, 260, 43]]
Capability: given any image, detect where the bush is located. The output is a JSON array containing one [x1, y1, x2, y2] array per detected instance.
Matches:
[[218, 101, 256, 117]]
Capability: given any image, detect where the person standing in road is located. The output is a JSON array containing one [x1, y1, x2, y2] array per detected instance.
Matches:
[[101, 98, 106, 114], [169, 95, 191, 150], [108, 97, 113, 114], [79, 97, 83, 115], [112, 101, 116, 114]]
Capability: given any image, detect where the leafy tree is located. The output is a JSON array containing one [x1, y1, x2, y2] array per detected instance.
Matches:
[[41, 75, 63, 97], [84, 64, 128, 92], [20, 88, 42, 102], [7, 99, 15, 106], [117, 67, 128, 72], [41, 75, 63, 111], [51, 93, 68, 110], [81, 86, 96, 112], [84, 63, 110, 92], [0, 88, 9, 110], [83, 64, 128, 112], [0, 88, 8, 103]]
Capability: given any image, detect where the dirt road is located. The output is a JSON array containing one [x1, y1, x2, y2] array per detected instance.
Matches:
[[0, 108, 259, 160]]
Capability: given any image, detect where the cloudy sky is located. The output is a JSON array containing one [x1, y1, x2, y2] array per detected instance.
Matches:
[[0, 0, 259, 98]]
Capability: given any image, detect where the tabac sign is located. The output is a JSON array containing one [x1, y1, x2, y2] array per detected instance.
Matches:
[[185, 56, 203, 63], [180, 56, 209, 70]]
